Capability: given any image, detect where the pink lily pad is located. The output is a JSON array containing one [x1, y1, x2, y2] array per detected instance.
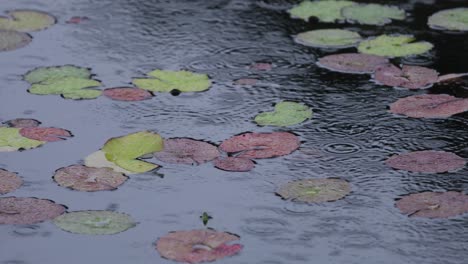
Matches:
[[385, 150, 465, 173], [437, 73, 468, 83], [0, 197, 66, 224], [213, 157, 255, 172], [219, 132, 300, 159], [396, 191, 468, 218], [249, 62, 272, 71], [317, 53, 388, 74], [19, 127, 73, 142], [154, 138, 220, 165], [0, 169, 22, 195], [66, 16, 89, 24], [53, 165, 128, 192], [4, 118, 41, 128], [156, 229, 243, 263], [234, 78, 258, 86], [389, 94, 468, 118], [103, 87, 153, 101], [374, 64, 439, 89]]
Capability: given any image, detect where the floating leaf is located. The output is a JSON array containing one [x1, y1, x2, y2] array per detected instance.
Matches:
[[53, 165, 128, 192], [318, 53, 388, 74], [24, 65, 92, 84], [437, 73, 468, 83], [0, 169, 22, 195], [385, 151, 466, 173], [389, 94, 468, 118], [53, 210, 136, 235], [428, 8, 468, 31], [254, 101, 312, 127], [0, 30, 31, 52], [213, 157, 255, 172], [220, 132, 300, 159], [19, 127, 72, 142], [288, 0, 356, 22], [133, 70, 212, 93], [396, 191, 468, 218], [294, 29, 362, 48], [342, 4, 405, 25], [249, 62, 272, 71], [154, 138, 220, 165], [66, 16, 90, 24], [156, 229, 243, 263], [276, 178, 351, 203], [0, 127, 44, 152], [374, 64, 439, 89], [84, 151, 134, 175], [358, 35, 433, 57], [0, 197, 66, 224], [234, 78, 257, 86], [0, 10, 55, 32], [103, 87, 153, 101], [4, 118, 41, 128]]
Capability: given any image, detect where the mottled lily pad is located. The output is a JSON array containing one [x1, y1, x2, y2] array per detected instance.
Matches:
[[84, 151, 134, 175], [389, 94, 468, 118], [317, 53, 388, 74], [294, 29, 362, 48], [396, 191, 468, 218], [133, 70, 212, 93], [0, 197, 66, 224], [4, 118, 41, 128], [53, 210, 136, 235], [254, 101, 312, 127], [358, 35, 433, 57], [103, 87, 153, 101], [0, 127, 44, 152], [276, 178, 351, 203], [342, 4, 405, 25], [214, 157, 255, 172], [0, 169, 22, 195], [0, 30, 31, 52], [19, 127, 72, 142], [156, 229, 243, 263], [0, 10, 56, 32], [374, 64, 439, 89], [385, 151, 466, 173], [288, 0, 356, 22], [428, 8, 468, 31], [220, 132, 300, 159], [154, 138, 220, 165], [53, 165, 128, 192]]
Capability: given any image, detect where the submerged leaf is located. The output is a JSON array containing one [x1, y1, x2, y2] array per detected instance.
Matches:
[[294, 29, 362, 48], [0, 197, 66, 224], [374, 64, 439, 89], [288, 0, 356, 22], [133, 70, 211, 93], [19, 127, 72, 142], [389, 94, 468, 118], [233, 78, 258, 86], [66, 16, 90, 24], [213, 157, 255, 172], [396, 191, 468, 218], [0, 127, 44, 152], [318, 53, 388, 74], [254, 101, 312, 127], [385, 151, 466, 173], [154, 138, 220, 165], [0, 169, 22, 195], [4, 118, 41, 128], [103, 87, 153, 101], [276, 178, 351, 203], [358, 35, 433, 57], [0, 10, 55, 32], [342, 4, 405, 25], [428, 8, 468, 31], [0, 30, 31, 52], [249, 62, 272, 71]]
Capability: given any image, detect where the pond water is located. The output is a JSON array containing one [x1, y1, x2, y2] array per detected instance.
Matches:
[[0, 0, 467, 263]]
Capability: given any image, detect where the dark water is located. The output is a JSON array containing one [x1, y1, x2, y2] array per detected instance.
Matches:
[[0, 0, 467, 263]]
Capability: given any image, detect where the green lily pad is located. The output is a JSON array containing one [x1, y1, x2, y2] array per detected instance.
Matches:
[[24, 65, 92, 84], [294, 29, 362, 48], [358, 35, 433, 57], [53, 210, 136, 235], [0, 127, 44, 152], [84, 150, 134, 175], [0, 30, 32, 52], [255, 101, 312, 127], [342, 4, 406, 25], [133, 70, 212, 93], [276, 178, 351, 203], [428, 8, 468, 31], [0, 10, 56, 32], [288, 0, 356, 22]]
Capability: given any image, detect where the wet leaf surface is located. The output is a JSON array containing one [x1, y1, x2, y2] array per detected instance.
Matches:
[[317, 53, 388, 74], [428, 8, 468, 31], [374, 64, 439, 89], [437, 73, 468, 83], [213, 157, 255, 172], [84, 150, 134, 175], [0, 10, 55, 32], [19, 127, 72, 142], [288, 0, 356, 22], [294, 29, 362, 48], [133, 70, 212, 93], [342, 4, 406, 25], [276, 178, 351, 203], [4, 118, 41, 128], [254, 101, 312, 127], [0, 127, 44, 152], [0, 197, 66, 224], [0, 30, 31, 52], [385, 150, 466, 173], [358, 35, 433, 57], [154, 138, 220, 165], [0, 169, 22, 195], [396, 191, 468, 218], [103, 87, 153, 101], [389, 94, 468, 118]]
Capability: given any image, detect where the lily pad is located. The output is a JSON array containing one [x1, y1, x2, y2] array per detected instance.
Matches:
[[154, 138, 220, 165], [0, 197, 66, 224], [234, 78, 258, 85], [428, 8, 468, 31], [396, 191, 468, 218], [358, 35, 433, 57], [213, 157, 255, 172], [294, 29, 362, 48], [0, 10, 56, 32], [24, 65, 91, 84], [254, 101, 312, 127], [156, 229, 243, 263], [437, 73, 468, 83], [0, 169, 22, 195], [219, 132, 300, 159], [342, 4, 406, 25], [317, 53, 388, 74], [288, 0, 356, 22], [385, 151, 466, 173], [19, 127, 72, 142], [53, 210, 136, 235], [374, 64, 439, 89], [133, 70, 212, 93], [66, 16, 90, 24], [103, 87, 153, 101], [0, 127, 44, 152], [276, 178, 351, 203], [84, 151, 134, 175], [0, 30, 32, 52], [4, 118, 41, 128], [249, 63, 272, 71], [53, 165, 128, 192], [389, 94, 468, 118]]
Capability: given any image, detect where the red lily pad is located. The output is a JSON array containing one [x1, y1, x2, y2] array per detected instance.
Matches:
[[219, 132, 300, 159], [249, 62, 272, 71], [213, 157, 255, 172], [53, 165, 128, 192], [66, 16, 89, 24], [19, 127, 72, 142], [234, 78, 258, 86], [396, 191, 468, 218], [437, 73, 468, 83], [374, 64, 439, 89], [0, 197, 66, 224], [385, 150, 465, 173], [4, 118, 41, 128], [0, 169, 23, 195], [103, 87, 153, 101], [389, 94, 468, 118], [154, 138, 220, 165], [156, 229, 243, 263], [317, 53, 388, 74]]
